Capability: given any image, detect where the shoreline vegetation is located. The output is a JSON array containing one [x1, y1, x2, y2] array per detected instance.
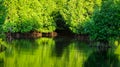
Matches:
[[0, 0, 120, 44]]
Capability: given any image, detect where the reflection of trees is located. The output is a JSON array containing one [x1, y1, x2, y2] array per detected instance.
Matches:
[[2, 38, 56, 67], [1, 37, 120, 67], [52, 38, 93, 67], [52, 37, 72, 57], [0, 50, 4, 67], [71, 40, 91, 52], [0, 58, 4, 67], [0, 45, 6, 53], [84, 48, 119, 67], [7, 37, 55, 55], [0, 39, 6, 52], [4, 39, 39, 57], [11, 39, 39, 53], [67, 39, 119, 67]]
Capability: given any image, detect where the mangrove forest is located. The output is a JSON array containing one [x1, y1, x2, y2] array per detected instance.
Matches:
[[0, 0, 120, 67]]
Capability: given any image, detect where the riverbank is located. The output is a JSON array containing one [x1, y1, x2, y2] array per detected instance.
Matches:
[[6, 31, 57, 39], [5, 31, 90, 41]]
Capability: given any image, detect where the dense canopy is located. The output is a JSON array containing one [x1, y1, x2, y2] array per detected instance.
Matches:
[[0, 0, 120, 41]]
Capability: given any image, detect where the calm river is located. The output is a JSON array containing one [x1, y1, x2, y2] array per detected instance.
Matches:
[[0, 36, 120, 67]]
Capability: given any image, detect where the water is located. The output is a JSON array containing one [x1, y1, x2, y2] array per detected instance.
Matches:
[[0, 37, 120, 67]]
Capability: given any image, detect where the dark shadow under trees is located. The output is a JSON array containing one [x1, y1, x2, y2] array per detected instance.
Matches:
[[51, 11, 72, 34]]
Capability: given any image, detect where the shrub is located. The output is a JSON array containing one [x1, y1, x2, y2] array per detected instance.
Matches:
[[88, 0, 120, 41], [60, 0, 102, 34], [2, 0, 56, 33]]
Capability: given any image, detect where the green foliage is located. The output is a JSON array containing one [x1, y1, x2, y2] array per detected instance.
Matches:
[[0, 0, 6, 24], [2, 0, 56, 33], [2, 0, 34, 33], [33, 0, 56, 33], [0, 0, 6, 33], [0, 0, 120, 41], [60, 0, 102, 34], [87, 0, 120, 41]]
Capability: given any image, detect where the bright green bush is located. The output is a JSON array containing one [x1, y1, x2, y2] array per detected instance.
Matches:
[[2, 0, 56, 33], [1, 0, 103, 34], [60, 0, 102, 34], [30, 0, 57, 33]]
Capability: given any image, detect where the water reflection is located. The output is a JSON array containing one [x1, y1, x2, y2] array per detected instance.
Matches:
[[0, 37, 120, 67], [0, 45, 6, 53], [52, 37, 71, 57], [0, 57, 4, 67], [84, 48, 119, 67]]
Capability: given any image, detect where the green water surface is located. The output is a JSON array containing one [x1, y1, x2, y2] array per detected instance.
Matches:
[[0, 37, 120, 67]]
